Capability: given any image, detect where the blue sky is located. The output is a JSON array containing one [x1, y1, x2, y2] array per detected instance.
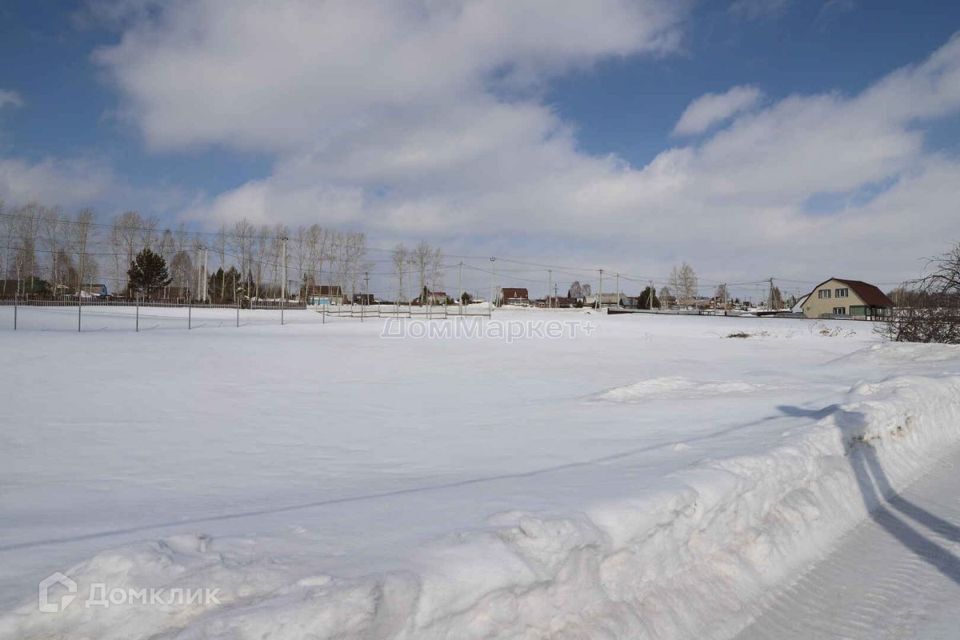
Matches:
[[550, 0, 960, 165], [1, 0, 960, 288], [0, 1, 272, 194]]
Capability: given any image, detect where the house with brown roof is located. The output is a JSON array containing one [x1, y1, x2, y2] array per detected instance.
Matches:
[[801, 278, 894, 319], [497, 287, 530, 306]]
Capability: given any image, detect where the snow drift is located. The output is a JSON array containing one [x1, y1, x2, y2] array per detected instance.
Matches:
[[2, 311, 960, 639]]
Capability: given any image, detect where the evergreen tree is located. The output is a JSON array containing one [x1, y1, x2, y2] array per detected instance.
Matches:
[[638, 286, 660, 309], [127, 248, 171, 297]]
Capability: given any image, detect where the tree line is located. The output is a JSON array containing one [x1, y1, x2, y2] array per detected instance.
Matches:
[[0, 201, 370, 303]]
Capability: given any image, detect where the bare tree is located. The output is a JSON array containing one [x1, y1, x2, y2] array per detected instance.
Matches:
[[253, 225, 271, 299], [11, 204, 41, 295], [72, 209, 96, 294], [170, 250, 194, 297], [882, 242, 960, 344], [232, 218, 254, 300], [0, 200, 9, 296], [112, 211, 143, 295], [659, 286, 673, 307], [714, 283, 729, 308], [392, 243, 409, 302], [294, 226, 307, 298], [429, 246, 444, 296], [408, 241, 433, 303], [215, 225, 228, 299], [39, 206, 64, 292], [141, 216, 159, 253], [669, 263, 698, 306]]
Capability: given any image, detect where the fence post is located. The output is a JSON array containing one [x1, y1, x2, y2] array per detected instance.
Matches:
[[78, 297, 82, 333], [236, 298, 240, 328], [13, 294, 17, 330], [136, 299, 139, 332], [188, 303, 192, 330], [281, 296, 285, 326]]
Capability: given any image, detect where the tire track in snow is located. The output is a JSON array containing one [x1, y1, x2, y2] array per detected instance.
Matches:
[[734, 450, 960, 640]]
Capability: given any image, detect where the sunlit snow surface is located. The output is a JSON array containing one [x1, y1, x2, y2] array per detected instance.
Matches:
[[1, 307, 959, 639]]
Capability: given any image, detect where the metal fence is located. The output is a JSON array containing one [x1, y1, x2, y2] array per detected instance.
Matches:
[[0, 298, 492, 333]]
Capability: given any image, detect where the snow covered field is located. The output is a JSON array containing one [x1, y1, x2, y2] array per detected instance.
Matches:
[[1, 308, 959, 639]]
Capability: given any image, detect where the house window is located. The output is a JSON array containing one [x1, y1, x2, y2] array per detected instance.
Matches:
[[833, 306, 846, 315], [835, 288, 849, 298], [818, 289, 832, 299]]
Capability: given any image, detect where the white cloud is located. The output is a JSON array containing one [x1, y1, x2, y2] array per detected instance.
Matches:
[[673, 85, 763, 136], [0, 90, 24, 110], [0, 157, 113, 207], [92, 2, 960, 285], [95, 0, 687, 153], [0, 154, 194, 219]]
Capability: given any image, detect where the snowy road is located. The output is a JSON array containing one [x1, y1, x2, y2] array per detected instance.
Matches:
[[736, 446, 960, 640]]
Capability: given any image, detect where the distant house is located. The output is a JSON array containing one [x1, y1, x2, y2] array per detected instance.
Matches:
[[427, 291, 448, 305], [542, 295, 576, 308], [585, 292, 620, 308], [306, 284, 344, 304], [801, 278, 894, 319], [80, 283, 109, 298], [498, 287, 530, 306]]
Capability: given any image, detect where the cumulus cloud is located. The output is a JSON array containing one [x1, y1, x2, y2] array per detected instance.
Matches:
[[673, 85, 763, 136], [0, 90, 24, 109], [95, 0, 687, 153], [0, 154, 193, 218], [0, 157, 113, 206], [92, 2, 960, 284]]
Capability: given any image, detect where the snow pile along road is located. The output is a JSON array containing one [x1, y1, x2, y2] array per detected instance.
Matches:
[[1, 311, 959, 639]]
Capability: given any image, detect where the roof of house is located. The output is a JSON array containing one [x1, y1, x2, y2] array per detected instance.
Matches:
[[813, 278, 894, 307], [501, 287, 529, 298]]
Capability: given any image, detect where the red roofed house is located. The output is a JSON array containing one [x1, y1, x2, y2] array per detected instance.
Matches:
[[801, 278, 894, 319], [497, 287, 530, 306]]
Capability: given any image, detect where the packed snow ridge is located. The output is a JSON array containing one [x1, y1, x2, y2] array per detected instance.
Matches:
[[1, 310, 959, 639]]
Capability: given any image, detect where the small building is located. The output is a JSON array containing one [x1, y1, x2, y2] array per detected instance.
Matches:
[[427, 291, 448, 305], [498, 287, 530, 306], [542, 295, 576, 308], [306, 285, 344, 304], [801, 278, 894, 319], [585, 292, 621, 308], [81, 283, 109, 298]]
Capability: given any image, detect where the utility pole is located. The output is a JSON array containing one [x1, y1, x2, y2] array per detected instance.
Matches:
[[280, 236, 288, 325], [196, 245, 203, 301], [362, 270, 369, 323], [203, 248, 209, 302], [615, 272, 620, 307], [598, 269, 604, 311], [458, 261, 463, 316], [77, 247, 84, 333], [489, 257, 496, 317], [768, 277, 775, 311], [649, 280, 655, 310], [547, 269, 552, 309]]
